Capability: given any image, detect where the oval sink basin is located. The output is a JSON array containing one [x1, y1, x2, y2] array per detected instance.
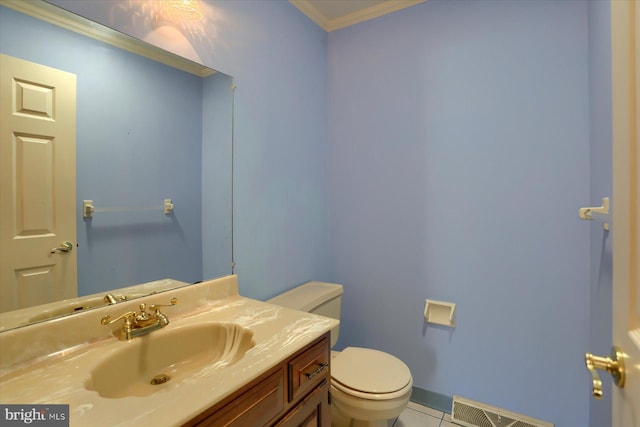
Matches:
[[86, 322, 255, 398]]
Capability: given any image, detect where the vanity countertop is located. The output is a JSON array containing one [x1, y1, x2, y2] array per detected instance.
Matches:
[[0, 278, 190, 332], [0, 275, 337, 426]]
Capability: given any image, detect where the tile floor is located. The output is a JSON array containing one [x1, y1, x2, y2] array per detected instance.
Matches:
[[390, 401, 459, 427]]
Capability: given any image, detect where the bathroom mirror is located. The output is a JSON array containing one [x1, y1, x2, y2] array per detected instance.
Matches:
[[0, 0, 233, 329]]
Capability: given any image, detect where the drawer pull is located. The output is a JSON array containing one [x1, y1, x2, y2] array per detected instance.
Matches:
[[305, 362, 328, 380]]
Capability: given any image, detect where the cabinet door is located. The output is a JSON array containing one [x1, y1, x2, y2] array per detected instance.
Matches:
[[276, 379, 330, 427], [191, 369, 285, 427]]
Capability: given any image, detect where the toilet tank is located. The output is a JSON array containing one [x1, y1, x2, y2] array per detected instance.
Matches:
[[267, 281, 343, 347]]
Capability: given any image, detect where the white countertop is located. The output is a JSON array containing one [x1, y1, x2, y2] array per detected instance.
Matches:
[[0, 275, 338, 426]]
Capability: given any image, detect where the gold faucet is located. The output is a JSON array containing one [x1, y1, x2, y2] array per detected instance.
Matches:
[[103, 294, 127, 304], [101, 297, 177, 340]]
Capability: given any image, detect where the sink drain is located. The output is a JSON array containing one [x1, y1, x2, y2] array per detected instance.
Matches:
[[150, 374, 171, 385]]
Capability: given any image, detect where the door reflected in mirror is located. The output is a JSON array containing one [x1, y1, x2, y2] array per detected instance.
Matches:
[[0, 0, 233, 329]]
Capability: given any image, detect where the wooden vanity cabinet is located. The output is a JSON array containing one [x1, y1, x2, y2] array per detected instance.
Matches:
[[185, 333, 331, 427]]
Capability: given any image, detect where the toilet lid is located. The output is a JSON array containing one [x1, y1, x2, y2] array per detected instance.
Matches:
[[331, 347, 411, 394]]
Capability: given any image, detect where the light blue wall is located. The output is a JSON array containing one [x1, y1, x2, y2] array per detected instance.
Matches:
[[0, 6, 209, 293], [202, 72, 234, 280], [587, 1, 613, 426], [327, 1, 591, 425], [46, 0, 330, 300], [206, 0, 330, 299], [11, 1, 614, 425]]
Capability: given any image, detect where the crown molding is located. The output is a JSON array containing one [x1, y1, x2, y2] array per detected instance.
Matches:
[[0, 0, 214, 77], [288, 0, 329, 31], [327, 0, 426, 31], [290, 0, 426, 32]]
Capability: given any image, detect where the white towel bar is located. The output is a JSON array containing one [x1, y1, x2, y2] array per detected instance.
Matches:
[[83, 199, 174, 218]]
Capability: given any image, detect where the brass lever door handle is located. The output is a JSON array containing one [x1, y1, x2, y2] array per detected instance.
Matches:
[[50, 241, 73, 254], [585, 346, 625, 399]]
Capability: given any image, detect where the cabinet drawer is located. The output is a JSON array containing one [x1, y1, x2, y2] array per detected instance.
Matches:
[[195, 368, 285, 427], [275, 379, 329, 427], [288, 335, 329, 402]]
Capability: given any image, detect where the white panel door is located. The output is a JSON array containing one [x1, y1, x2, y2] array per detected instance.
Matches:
[[0, 54, 77, 313], [611, 1, 640, 425]]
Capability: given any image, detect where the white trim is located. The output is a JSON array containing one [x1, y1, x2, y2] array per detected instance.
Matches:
[[611, 0, 639, 425], [0, 0, 214, 77], [289, 0, 330, 31], [289, 0, 427, 32]]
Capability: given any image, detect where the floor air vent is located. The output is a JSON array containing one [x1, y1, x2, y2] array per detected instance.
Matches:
[[451, 396, 554, 427]]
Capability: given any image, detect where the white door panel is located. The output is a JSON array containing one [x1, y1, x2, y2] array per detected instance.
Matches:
[[0, 54, 77, 312], [611, 1, 640, 425]]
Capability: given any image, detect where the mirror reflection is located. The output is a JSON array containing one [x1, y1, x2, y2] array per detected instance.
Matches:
[[0, 1, 233, 329]]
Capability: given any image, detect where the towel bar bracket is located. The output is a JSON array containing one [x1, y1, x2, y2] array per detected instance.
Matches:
[[579, 197, 610, 230]]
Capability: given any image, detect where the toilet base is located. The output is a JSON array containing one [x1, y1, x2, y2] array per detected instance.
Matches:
[[329, 381, 411, 426], [330, 400, 397, 427]]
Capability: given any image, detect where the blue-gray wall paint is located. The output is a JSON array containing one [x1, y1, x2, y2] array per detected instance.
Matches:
[[47, 0, 330, 300], [327, 1, 591, 425], [202, 72, 234, 280], [0, 7, 208, 293], [15, 1, 615, 425], [587, 1, 613, 426], [203, 0, 330, 299]]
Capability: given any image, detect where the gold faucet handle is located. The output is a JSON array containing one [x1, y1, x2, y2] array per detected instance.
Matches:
[[100, 311, 136, 326], [103, 294, 127, 304], [149, 297, 178, 313]]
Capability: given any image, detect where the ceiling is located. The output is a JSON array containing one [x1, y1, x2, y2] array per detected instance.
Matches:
[[289, 0, 427, 32]]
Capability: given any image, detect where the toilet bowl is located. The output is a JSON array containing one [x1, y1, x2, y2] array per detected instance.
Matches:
[[268, 281, 413, 427], [330, 348, 412, 427]]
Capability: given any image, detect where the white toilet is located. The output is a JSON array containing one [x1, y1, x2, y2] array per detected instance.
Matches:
[[268, 281, 413, 427]]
